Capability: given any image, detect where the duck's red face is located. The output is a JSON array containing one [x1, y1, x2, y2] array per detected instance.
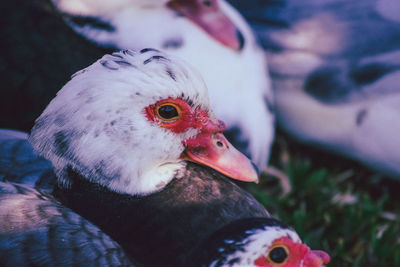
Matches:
[[254, 237, 330, 267], [144, 97, 258, 182], [167, 0, 244, 50]]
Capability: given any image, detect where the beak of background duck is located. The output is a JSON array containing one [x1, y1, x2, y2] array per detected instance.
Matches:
[[182, 132, 259, 183], [167, 0, 243, 50]]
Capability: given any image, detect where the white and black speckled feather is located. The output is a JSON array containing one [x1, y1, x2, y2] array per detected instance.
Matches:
[[29, 49, 215, 196]]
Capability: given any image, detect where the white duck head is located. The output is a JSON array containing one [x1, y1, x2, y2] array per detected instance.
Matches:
[[186, 218, 330, 267], [29, 49, 258, 196]]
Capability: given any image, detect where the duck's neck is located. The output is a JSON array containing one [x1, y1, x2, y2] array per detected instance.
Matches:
[[56, 160, 185, 197], [53, 163, 268, 267]]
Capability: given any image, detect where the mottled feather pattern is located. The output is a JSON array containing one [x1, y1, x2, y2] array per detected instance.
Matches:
[[29, 50, 215, 196], [0, 182, 134, 267]]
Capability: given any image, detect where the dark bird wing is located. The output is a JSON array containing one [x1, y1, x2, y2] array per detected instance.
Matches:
[[0, 129, 55, 191], [0, 182, 135, 267]]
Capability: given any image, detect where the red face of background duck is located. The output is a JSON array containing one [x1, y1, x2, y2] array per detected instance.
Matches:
[[167, 0, 244, 50], [145, 97, 258, 183], [254, 237, 330, 267]]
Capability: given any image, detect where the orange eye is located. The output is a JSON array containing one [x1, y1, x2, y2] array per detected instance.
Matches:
[[266, 245, 289, 265], [156, 103, 181, 121]]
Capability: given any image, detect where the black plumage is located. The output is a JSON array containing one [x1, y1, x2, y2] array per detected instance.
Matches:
[[53, 163, 268, 267], [0, 130, 54, 189], [0, 182, 135, 267]]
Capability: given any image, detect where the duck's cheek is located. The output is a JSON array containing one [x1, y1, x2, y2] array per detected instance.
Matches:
[[182, 132, 258, 183]]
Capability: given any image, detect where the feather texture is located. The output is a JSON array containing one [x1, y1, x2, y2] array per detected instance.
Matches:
[[0, 182, 134, 267]]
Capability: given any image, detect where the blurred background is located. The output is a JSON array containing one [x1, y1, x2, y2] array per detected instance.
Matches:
[[229, 1, 400, 266]]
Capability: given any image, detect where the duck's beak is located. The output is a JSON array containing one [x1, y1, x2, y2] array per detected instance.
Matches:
[[182, 132, 259, 183], [304, 249, 331, 267], [167, 0, 244, 50]]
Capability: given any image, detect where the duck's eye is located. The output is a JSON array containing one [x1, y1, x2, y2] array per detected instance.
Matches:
[[156, 104, 181, 121], [267, 246, 288, 264]]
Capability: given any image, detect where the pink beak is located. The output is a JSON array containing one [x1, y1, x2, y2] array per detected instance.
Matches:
[[182, 132, 259, 183], [167, 0, 244, 50], [304, 249, 331, 266]]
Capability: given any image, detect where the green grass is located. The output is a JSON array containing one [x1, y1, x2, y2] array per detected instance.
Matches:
[[243, 132, 400, 266]]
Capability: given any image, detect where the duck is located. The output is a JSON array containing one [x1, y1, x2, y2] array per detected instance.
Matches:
[[229, 0, 400, 177], [2, 49, 271, 267], [0, 0, 274, 168], [184, 217, 330, 267]]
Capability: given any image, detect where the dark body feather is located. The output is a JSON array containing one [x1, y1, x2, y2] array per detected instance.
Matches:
[[54, 162, 269, 267], [0, 0, 110, 132], [0, 131, 55, 190], [0, 182, 134, 267], [0, 136, 269, 266]]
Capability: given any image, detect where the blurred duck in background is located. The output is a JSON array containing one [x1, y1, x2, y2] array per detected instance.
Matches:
[[0, 0, 275, 170], [229, 0, 400, 177]]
